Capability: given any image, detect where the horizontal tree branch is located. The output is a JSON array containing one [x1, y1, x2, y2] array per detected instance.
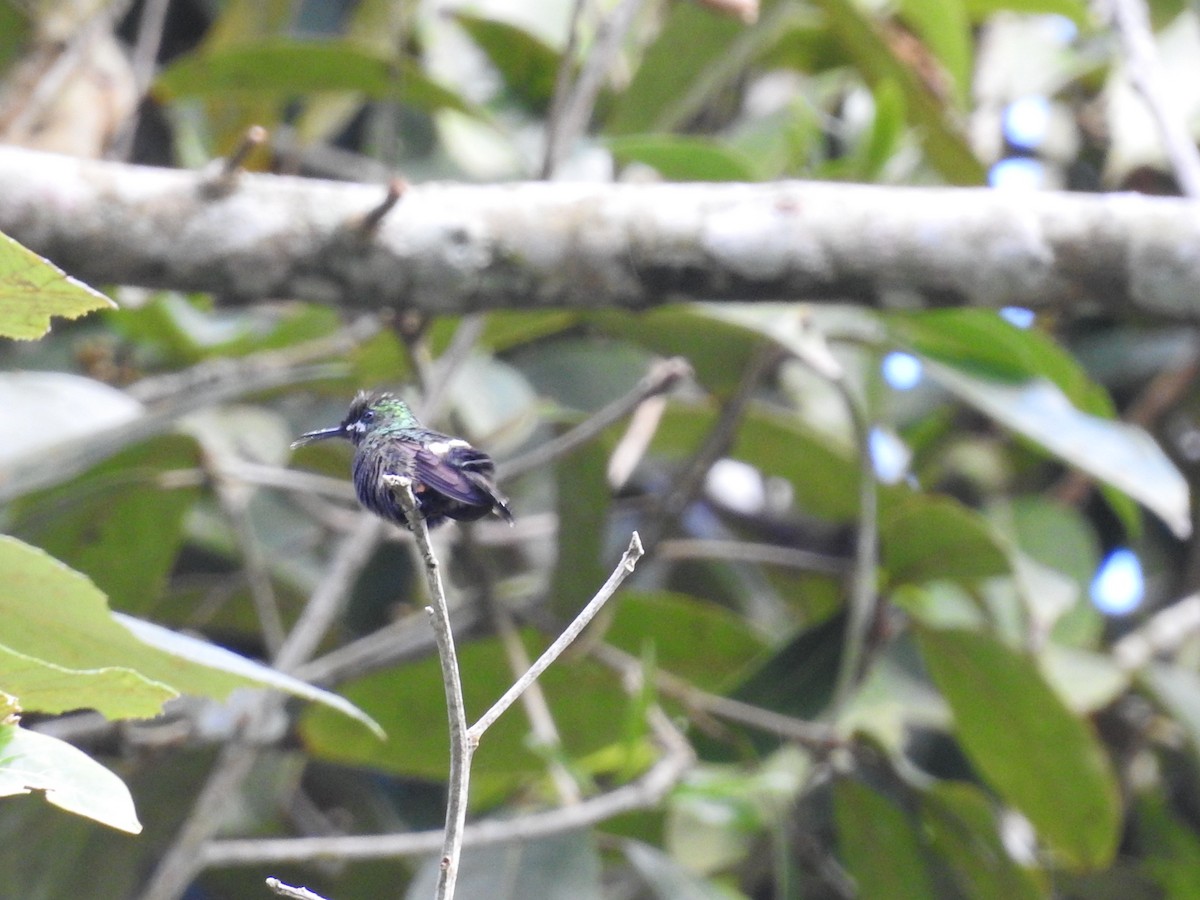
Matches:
[[2, 146, 1200, 317]]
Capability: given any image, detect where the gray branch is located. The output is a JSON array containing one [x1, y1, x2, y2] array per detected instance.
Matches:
[[3, 146, 1200, 317]]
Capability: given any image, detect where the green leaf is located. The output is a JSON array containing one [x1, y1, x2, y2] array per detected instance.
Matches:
[[0, 232, 114, 340], [0, 536, 382, 736], [301, 631, 628, 779], [899, 0, 972, 105], [607, 135, 761, 181], [921, 781, 1046, 900], [922, 360, 1189, 539], [10, 434, 203, 614], [0, 643, 175, 719], [0, 723, 141, 834], [961, 0, 1089, 25], [806, 0, 985, 183], [882, 495, 1011, 586], [605, 3, 746, 135], [834, 779, 936, 899], [550, 437, 611, 620], [606, 591, 767, 693], [623, 840, 731, 899], [155, 40, 478, 116], [917, 627, 1121, 868], [451, 12, 562, 113]]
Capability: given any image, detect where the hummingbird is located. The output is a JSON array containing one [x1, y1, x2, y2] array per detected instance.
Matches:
[[292, 391, 513, 529]]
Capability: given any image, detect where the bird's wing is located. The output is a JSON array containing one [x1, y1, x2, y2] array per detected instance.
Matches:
[[409, 442, 494, 505]]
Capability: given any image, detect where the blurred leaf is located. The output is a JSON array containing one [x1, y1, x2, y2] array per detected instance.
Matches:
[[921, 781, 1046, 900], [109, 296, 342, 364], [606, 591, 767, 692], [0, 723, 140, 834], [806, 0, 985, 183], [1140, 663, 1200, 762], [917, 627, 1121, 868], [1137, 792, 1200, 898], [452, 13, 562, 113], [0, 232, 114, 340], [731, 612, 844, 721], [1040, 644, 1128, 714], [857, 78, 907, 178], [10, 434, 203, 614], [0, 536, 381, 736], [834, 778, 936, 898], [887, 310, 1113, 411], [882, 494, 1011, 586], [608, 135, 761, 181], [899, 0, 972, 105], [961, 0, 1088, 24], [606, 3, 747, 135], [550, 437, 610, 620], [651, 401, 869, 522], [301, 631, 628, 779], [155, 40, 479, 116], [923, 361, 1188, 539], [407, 829, 602, 900], [589, 306, 761, 394], [0, 643, 175, 718]]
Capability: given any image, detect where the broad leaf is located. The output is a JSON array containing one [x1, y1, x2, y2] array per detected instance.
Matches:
[[882, 494, 1011, 586], [452, 13, 562, 114], [917, 627, 1120, 868], [923, 361, 1189, 538], [0, 232, 114, 340], [0, 723, 141, 834], [921, 781, 1046, 900], [0, 536, 381, 736], [835, 779, 935, 899], [156, 40, 478, 117], [607, 135, 761, 181], [0, 643, 174, 719]]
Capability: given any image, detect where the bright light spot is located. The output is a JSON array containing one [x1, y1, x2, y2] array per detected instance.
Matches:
[[989, 157, 1045, 191], [1004, 96, 1051, 150], [869, 428, 911, 484], [1000, 307, 1036, 329], [706, 458, 765, 515], [1043, 15, 1078, 45], [882, 352, 923, 390], [1090, 548, 1145, 615]]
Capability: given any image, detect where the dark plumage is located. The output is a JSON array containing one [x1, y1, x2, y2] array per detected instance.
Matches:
[[293, 391, 513, 529]]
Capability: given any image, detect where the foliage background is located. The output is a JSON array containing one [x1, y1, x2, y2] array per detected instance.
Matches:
[[2, 0, 1200, 897]]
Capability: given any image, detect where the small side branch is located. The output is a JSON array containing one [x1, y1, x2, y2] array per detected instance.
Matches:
[[469, 532, 645, 741]]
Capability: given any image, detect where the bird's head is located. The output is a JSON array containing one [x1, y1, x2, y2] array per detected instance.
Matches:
[[292, 391, 419, 448]]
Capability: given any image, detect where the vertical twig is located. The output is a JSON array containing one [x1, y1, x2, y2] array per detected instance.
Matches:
[[385, 476, 471, 900], [1108, 0, 1200, 197], [828, 377, 878, 715]]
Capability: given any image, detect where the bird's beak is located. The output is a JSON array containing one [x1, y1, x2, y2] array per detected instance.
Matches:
[[291, 425, 345, 449]]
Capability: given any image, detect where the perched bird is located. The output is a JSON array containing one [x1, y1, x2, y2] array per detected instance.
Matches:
[[292, 391, 513, 529]]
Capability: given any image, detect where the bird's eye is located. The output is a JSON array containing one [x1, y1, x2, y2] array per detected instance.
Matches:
[[361, 410, 374, 423]]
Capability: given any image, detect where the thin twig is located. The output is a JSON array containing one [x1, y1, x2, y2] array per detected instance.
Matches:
[[541, 0, 648, 176], [590, 642, 840, 750], [657, 537, 851, 575], [201, 706, 694, 867], [500, 357, 692, 481], [266, 878, 330, 900], [828, 377, 878, 715], [386, 476, 470, 900], [1108, 0, 1200, 197], [541, 0, 590, 178], [213, 480, 287, 654], [469, 532, 644, 740]]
